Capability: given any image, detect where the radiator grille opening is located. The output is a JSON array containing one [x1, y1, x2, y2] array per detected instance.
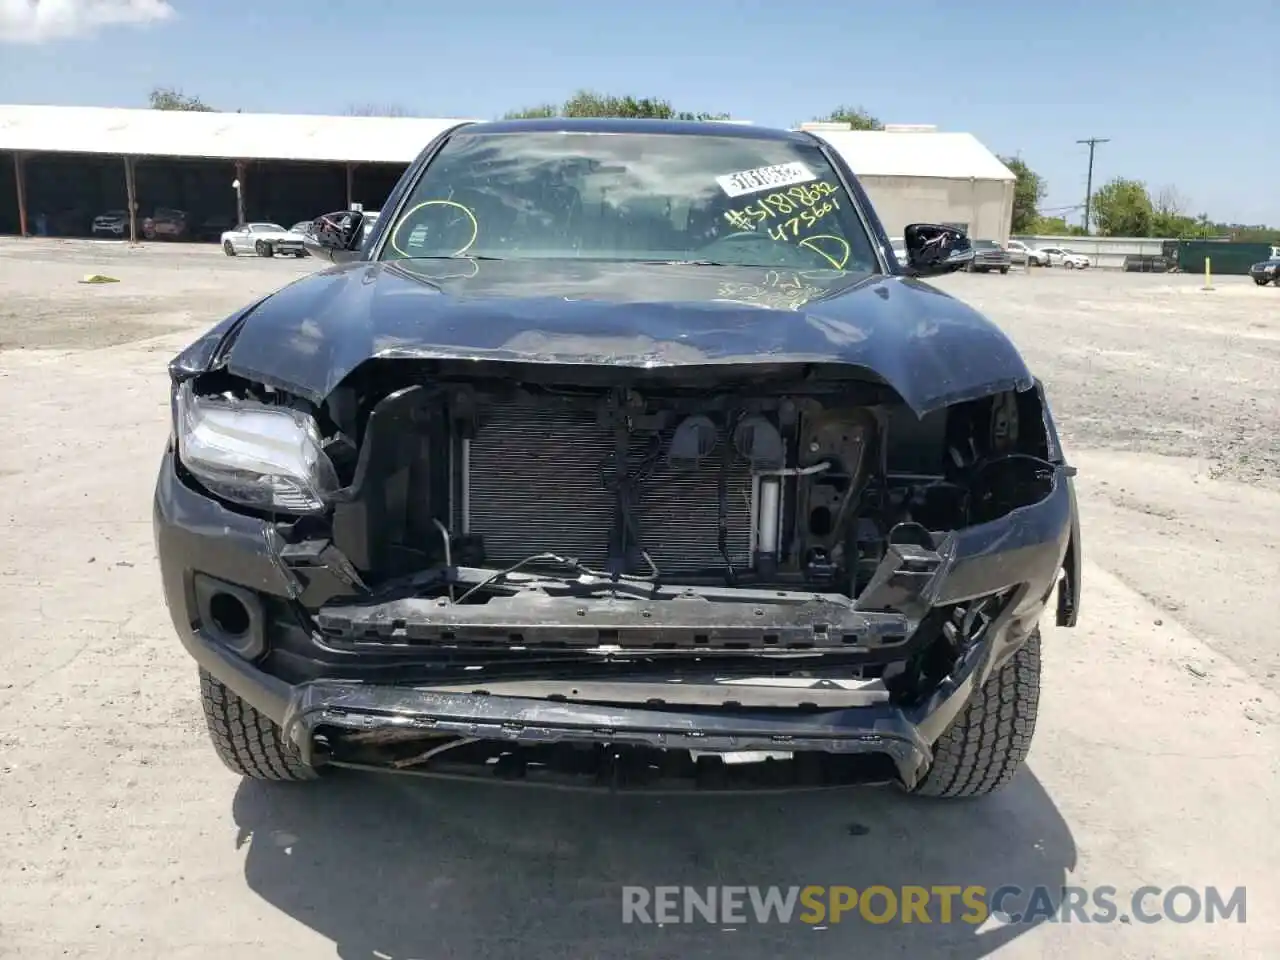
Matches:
[[458, 400, 755, 575]]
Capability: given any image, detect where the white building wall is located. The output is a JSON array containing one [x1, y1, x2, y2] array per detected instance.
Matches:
[[858, 175, 1015, 245]]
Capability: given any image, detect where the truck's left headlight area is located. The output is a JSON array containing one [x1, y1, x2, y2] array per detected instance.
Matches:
[[174, 380, 338, 514]]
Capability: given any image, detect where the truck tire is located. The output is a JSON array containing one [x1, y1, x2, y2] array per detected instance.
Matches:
[[199, 669, 318, 781], [911, 628, 1041, 799]]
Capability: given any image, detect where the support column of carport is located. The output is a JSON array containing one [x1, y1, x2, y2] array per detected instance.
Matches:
[[346, 162, 356, 209], [234, 160, 246, 225], [13, 152, 28, 237], [124, 154, 138, 243]]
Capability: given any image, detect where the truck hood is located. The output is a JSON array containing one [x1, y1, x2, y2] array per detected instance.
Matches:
[[216, 258, 1033, 418]]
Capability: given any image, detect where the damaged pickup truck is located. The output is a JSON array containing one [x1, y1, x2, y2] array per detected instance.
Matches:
[[154, 118, 1081, 797]]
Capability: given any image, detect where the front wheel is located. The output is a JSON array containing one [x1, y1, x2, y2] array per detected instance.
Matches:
[[1064, 260, 1076, 270], [199, 670, 318, 781], [223, 240, 236, 257], [911, 628, 1041, 799], [254, 240, 273, 257], [1000, 266, 1010, 275]]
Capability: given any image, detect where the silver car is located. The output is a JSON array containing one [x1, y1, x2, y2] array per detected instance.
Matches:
[[220, 222, 309, 258], [91, 210, 129, 238], [1005, 239, 1048, 267]]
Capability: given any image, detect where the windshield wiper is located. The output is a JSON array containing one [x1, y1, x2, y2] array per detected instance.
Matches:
[[638, 259, 733, 267]]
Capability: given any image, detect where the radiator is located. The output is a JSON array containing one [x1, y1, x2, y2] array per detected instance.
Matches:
[[459, 399, 755, 575]]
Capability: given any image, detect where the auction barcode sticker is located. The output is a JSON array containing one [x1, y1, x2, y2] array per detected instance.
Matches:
[[716, 162, 818, 198]]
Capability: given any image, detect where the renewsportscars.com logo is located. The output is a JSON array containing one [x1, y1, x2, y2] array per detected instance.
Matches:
[[621, 885, 1248, 926]]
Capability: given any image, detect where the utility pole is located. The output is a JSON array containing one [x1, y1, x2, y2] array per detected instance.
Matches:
[[1076, 137, 1109, 233]]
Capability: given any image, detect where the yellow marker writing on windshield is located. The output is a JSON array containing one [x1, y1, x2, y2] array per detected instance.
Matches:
[[723, 181, 838, 230], [389, 199, 479, 258], [799, 235, 851, 270]]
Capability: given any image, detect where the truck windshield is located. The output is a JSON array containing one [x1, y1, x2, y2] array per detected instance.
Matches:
[[377, 131, 878, 273]]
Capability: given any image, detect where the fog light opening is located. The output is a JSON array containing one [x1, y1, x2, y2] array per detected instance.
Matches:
[[209, 591, 251, 638]]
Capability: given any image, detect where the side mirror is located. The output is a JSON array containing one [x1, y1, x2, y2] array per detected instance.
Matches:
[[304, 209, 366, 264], [901, 223, 974, 277]]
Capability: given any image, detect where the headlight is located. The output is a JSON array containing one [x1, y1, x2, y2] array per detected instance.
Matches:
[[174, 381, 338, 514]]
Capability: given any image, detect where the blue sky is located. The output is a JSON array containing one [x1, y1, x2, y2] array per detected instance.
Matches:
[[2, 0, 1276, 225]]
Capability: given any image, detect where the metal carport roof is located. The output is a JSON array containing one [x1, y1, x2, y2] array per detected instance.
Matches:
[[0, 104, 477, 164], [809, 129, 1015, 182]]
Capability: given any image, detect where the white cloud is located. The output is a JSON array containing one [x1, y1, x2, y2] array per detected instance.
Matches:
[[0, 0, 175, 44]]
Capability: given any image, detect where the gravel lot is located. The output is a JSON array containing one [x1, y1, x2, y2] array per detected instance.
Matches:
[[1, 239, 1277, 959]]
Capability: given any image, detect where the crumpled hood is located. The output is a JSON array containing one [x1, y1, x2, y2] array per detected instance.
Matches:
[[217, 258, 1033, 418]]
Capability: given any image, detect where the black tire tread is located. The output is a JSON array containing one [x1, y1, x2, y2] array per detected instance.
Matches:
[[912, 628, 1041, 799], [199, 669, 317, 781]]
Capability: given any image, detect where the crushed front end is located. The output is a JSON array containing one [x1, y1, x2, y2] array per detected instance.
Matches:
[[155, 356, 1080, 792]]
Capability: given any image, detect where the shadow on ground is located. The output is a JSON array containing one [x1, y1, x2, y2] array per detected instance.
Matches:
[[231, 766, 1074, 959]]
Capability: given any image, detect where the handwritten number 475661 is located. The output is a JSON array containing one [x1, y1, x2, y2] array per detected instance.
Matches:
[[766, 199, 838, 240], [722, 182, 840, 236]]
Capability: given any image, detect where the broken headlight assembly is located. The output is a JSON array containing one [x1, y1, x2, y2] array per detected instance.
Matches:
[[173, 380, 338, 514]]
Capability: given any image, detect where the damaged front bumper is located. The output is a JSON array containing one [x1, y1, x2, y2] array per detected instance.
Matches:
[[155, 449, 1080, 791]]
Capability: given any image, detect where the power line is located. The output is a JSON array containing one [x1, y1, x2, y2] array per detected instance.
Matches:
[[1076, 137, 1110, 233]]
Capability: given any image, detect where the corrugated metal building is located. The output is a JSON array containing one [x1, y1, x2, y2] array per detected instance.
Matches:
[[0, 105, 477, 239], [805, 124, 1016, 244]]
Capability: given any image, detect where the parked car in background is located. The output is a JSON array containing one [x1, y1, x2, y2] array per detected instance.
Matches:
[[1005, 239, 1048, 267], [1249, 257, 1280, 285], [1040, 246, 1091, 269], [220, 222, 309, 258], [196, 214, 237, 243], [967, 239, 1012, 274], [143, 208, 188, 241], [43, 208, 91, 237], [290, 220, 314, 239], [92, 210, 130, 239]]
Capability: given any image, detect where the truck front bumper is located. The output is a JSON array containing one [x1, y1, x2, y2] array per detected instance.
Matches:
[[155, 448, 1079, 790]]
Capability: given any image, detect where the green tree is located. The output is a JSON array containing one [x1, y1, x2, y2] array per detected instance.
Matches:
[[675, 110, 731, 121], [1029, 215, 1087, 236], [1090, 177, 1154, 236], [504, 90, 729, 121], [148, 87, 216, 112], [1150, 186, 1201, 237], [504, 103, 558, 119], [810, 105, 882, 130], [999, 155, 1047, 234], [564, 90, 675, 118], [1228, 225, 1280, 242]]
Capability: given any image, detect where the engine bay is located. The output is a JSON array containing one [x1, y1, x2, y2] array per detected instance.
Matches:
[[241, 359, 1063, 608]]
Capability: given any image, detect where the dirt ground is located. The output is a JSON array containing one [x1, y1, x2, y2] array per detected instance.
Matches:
[[1, 239, 1277, 959]]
